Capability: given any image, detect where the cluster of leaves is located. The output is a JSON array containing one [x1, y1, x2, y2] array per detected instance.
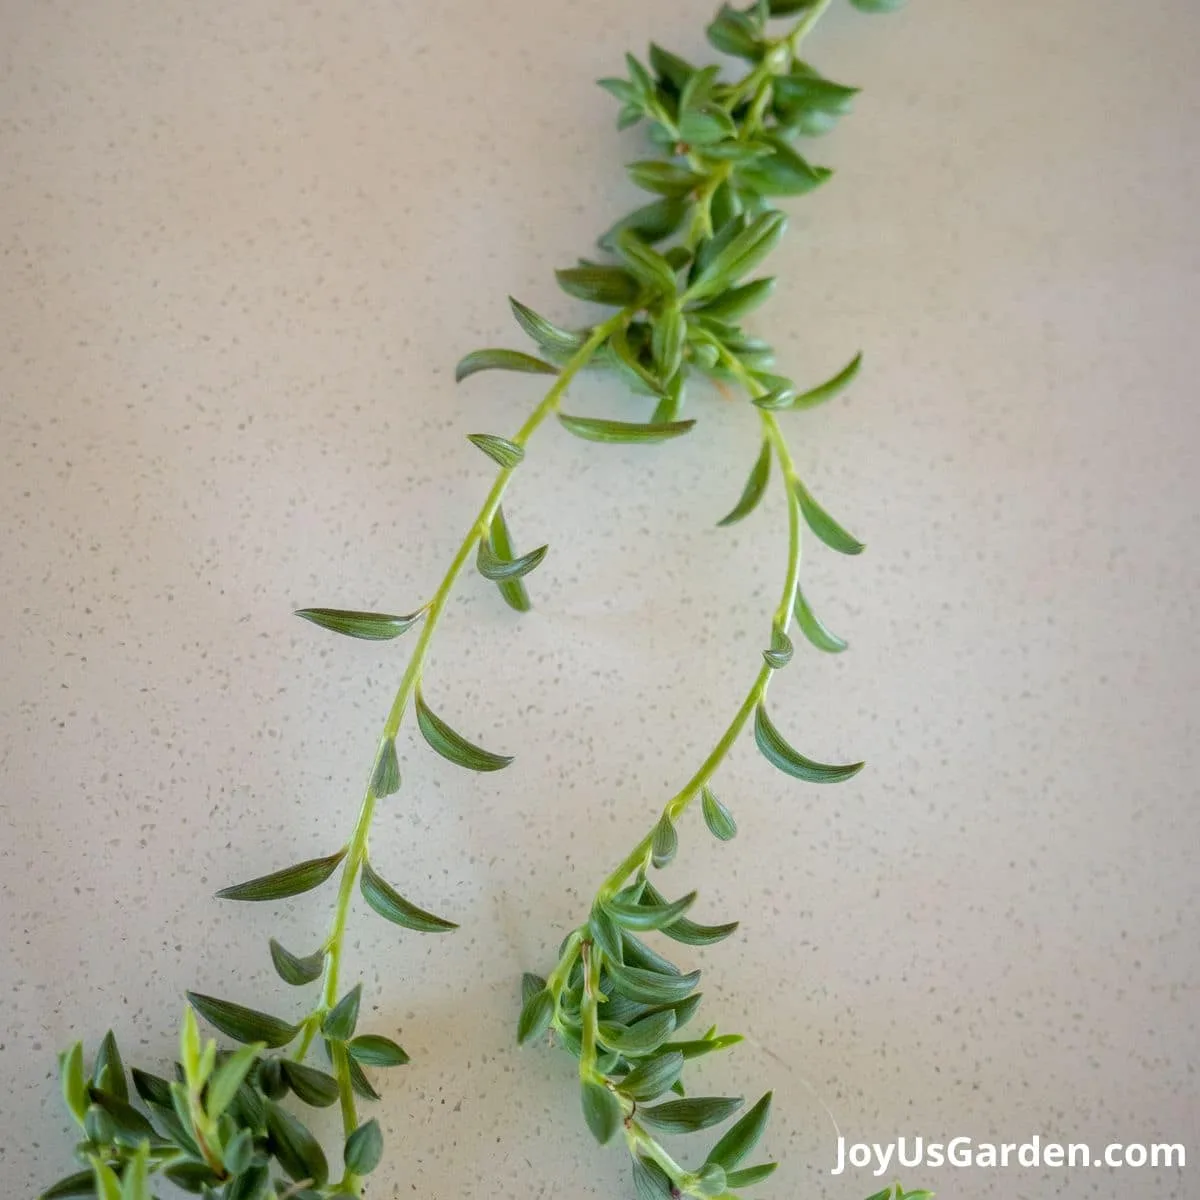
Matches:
[[46, 1011, 394, 1200]]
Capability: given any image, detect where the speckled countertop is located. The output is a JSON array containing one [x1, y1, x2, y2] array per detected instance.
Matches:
[[1, 1, 1197, 1197]]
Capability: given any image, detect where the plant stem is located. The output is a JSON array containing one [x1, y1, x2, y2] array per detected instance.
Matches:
[[295, 309, 632, 1158]]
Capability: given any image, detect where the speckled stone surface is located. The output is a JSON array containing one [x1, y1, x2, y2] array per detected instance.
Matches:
[[2, 1, 1197, 1196]]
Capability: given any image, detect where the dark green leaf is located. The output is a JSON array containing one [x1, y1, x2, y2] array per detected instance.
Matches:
[[225, 1163, 270, 1200], [606, 890, 695, 932], [686, 211, 787, 299], [508, 297, 586, 359], [130, 1067, 172, 1110], [555, 265, 641, 306], [215, 849, 346, 903], [597, 1008, 676, 1056], [613, 229, 677, 293], [774, 70, 859, 119], [487, 505, 532, 612], [606, 961, 701, 1005], [467, 433, 525, 470], [589, 903, 625, 963], [360, 860, 458, 933], [223, 1127, 255, 1176], [706, 1091, 773, 1168], [558, 413, 695, 444], [83, 1103, 114, 1145], [599, 197, 689, 251], [662, 915, 740, 947], [293, 607, 425, 641], [257, 1056, 287, 1099], [640, 1095, 744, 1135], [269, 938, 325, 987], [371, 737, 402, 798], [344, 1118, 384, 1175], [706, 4, 763, 59], [794, 583, 847, 653], [793, 476, 865, 554], [678, 107, 738, 146], [627, 160, 706, 197], [39, 1171, 95, 1199], [598, 76, 638, 105], [789, 351, 862, 410], [454, 348, 557, 382], [581, 1081, 622, 1144], [348, 1034, 410, 1067], [696, 1163, 727, 1195], [517, 988, 555, 1045], [650, 814, 678, 869], [521, 971, 547, 1006], [694, 277, 775, 321], [281, 1059, 340, 1108], [476, 536, 548, 582], [605, 324, 665, 397], [91, 1031, 128, 1103], [621, 931, 680, 976], [618, 1050, 685, 1101], [345, 1053, 380, 1101], [763, 623, 793, 669], [849, 0, 905, 11], [415, 690, 513, 771], [186, 993, 299, 1049], [768, 0, 816, 13], [724, 1162, 778, 1188], [86, 1087, 156, 1141], [651, 309, 686, 380], [632, 1155, 674, 1200], [753, 703, 864, 783], [737, 137, 831, 196], [266, 1100, 329, 1186], [701, 786, 737, 840]]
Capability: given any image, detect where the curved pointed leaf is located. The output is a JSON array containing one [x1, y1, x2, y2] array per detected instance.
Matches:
[[619, 1050, 685, 1102], [597, 1008, 676, 1056], [661, 915, 740, 947], [215, 849, 346, 902], [371, 738, 401, 798], [508, 297, 587, 359], [794, 583, 848, 653], [281, 1060, 340, 1108], [555, 265, 641, 306], [344, 1118, 384, 1175], [706, 1091, 773, 1169], [753, 704, 864, 783], [558, 413, 695, 444], [455, 348, 557, 382], [724, 1162, 778, 1188], [293, 607, 425, 641], [606, 961, 700, 1005], [92, 1031, 128, 1103], [186, 993, 299, 1049], [321, 984, 362, 1042], [640, 1095, 744, 1135], [269, 938, 325, 986], [762, 624, 793, 669], [349, 1034, 410, 1067], [651, 814, 678, 869], [791, 352, 862, 410], [581, 1081, 622, 1144], [360, 860, 458, 933], [701, 786, 737, 840], [39, 1171, 95, 1200], [415, 691, 513, 771], [717, 438, 771, 526], [265, 1100, 329, 1185], [476, 537, 548, 582], [467, 433, 525, 469], [632, 1154, 675, 1200], [517, 988, 555, 1045], [487, 505, 533, 612], [793, 476, 865, 555], [606, 890, 695, 931]]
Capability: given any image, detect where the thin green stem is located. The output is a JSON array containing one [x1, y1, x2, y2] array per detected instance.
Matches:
[[293, 309, 632, 1158]]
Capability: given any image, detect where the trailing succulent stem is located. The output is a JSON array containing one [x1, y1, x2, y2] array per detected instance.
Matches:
[[43, 2, 921, 1199]]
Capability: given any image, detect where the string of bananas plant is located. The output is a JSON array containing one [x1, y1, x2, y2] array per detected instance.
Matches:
[[39, 2, 927, 1199]]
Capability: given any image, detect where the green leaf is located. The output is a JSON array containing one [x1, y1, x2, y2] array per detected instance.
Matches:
[[849, 0, 905, 11], [348, 1033, 410, 1067], [205, 1043, 263, 1120], [724, 1162, 778, 1188], [606, 323, 666, 397], [618, 1050, 685, 1101], [415, 690, 513, 771], [701, 786, 737, 840], [476, 536, 548, 583], [678, 106, 738, 146], [661, 914, 739, 947], [371, 737, 402, 798], [293, 606, 425, 641], [187, 992, 299, 1049], [345, 1118, 384, 1175], [632, 1154, 675, 1200], [266, 1099, 329, 1185], [607, 889, 695, 932], [693, 277, 776, 321], [793, 476, 865, 554], [606, 961, 701, 1005], [706, 1091, 773, 1169], [345, 1052, 381, 1101], [753, 703, 864, 783], [163, 1160, 223, 1194], [257, 1056, 287, 1099], [467, 433, 525, 470], [599, 196, 690, 251], [39, 1170, 95, 1199], [59, 1042, 88, 1124], [487, 505, 533, 612], [627, 160, 706, 197], [130, 1067, 172, 1110], [738, 137, 831, 196], [223, 1128, 255, 1176], [225, 1163, 271, 1200], [215, 848, 347, 902], [91, 1031, 128, 1103], [706, 4, 763, 59], [517, 988, 555, 1045], [652, 308, 686, 380], [774, 70, 859, 121], [558, 413, 695, 444], [597, 1008, 676, 1056], [750, 382, 798, 411], [282, 1059, 340, 1107], [86, 1087, 157, 1142], [763, 623, 793, 669], [650, 814, 678, 869], [621, 930, 680, 976], [508, 297, 586, 359], [666, 1032, 744, 1060], [269, 938, 326, 986], [454, 348, 557, 382], [360, 860, 458, 932], [614, 229, 677, 293], [522, 971, 547, 1006], [649, 42, 695, 90], [589, 902, 625, 963], [89, 1161, 121, 1200], [179, 1007, 201, 1077], [790, 351, 863, 410], [581, 1081, 621, 1144], [768, 0, 816, 13], [696, 1163, 727, 1196], [686, 211, 787, 299], [794, 583, 847, 653], [555, 265, 641, 306], [640, 1095, 744, 1135]]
